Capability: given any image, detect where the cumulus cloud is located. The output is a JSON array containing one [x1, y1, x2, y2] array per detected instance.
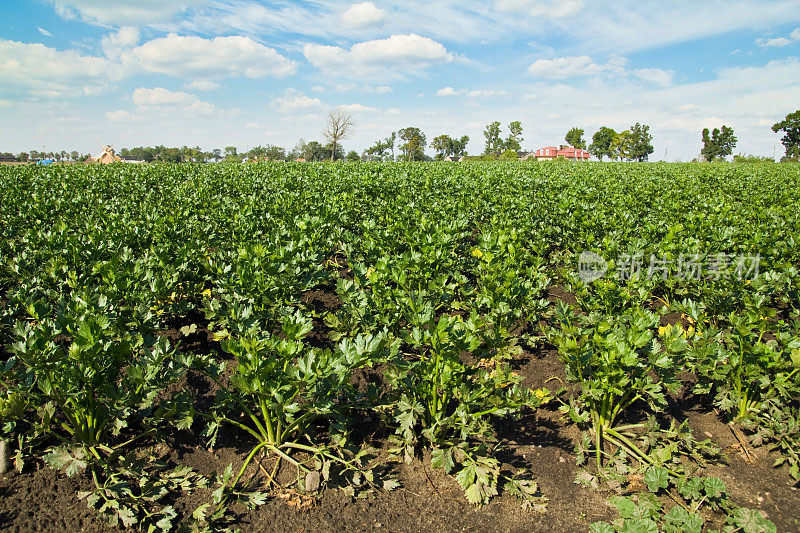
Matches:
[[303, 34, 453, 78], [132, 87, 217, 115], [528, 55, 672, 86], [101, 27, 140, 59], [339, 103, 379, 113], [755, 27, 800, 47], [123, 34, 296, 79], [0, 39, 123, 98], [270, 90, 324, 113], [48, 0, 208, 25], [494, 0, 584, 18], [341, 2, 386, 28], [436, 86, 459, 96]]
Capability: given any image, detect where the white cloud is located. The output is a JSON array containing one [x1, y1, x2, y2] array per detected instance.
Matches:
[[436, 86, 459, 96], [756, 37, 792, 47], [341, 2, 386, 28], [528, 55, 599, 78], [468, 89, 507, 97], [101, 27, 139, 59], [105, 110, 139, 122], [184, 80, 221, 91], [634, 68, 674, 87], [340, 103, 378, 113], [527, 55, 671, 86], [37, 27, 52, 37], [436, 87, 507, 97], [132, 87, 217, 115], [385, 108, 402, 116], [270, 90, 324, 113], [0, 39, 123, 98], [245, 122, 260, 128], [303, 34, 453, 78], [494, 0, 584, 18], [124, 34, 296, 79], [49, 0, 208, 25], [756, 27, 800, 47]]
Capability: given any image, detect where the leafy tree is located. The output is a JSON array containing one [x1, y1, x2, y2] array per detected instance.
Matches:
[[772, 110, 800, 161], [264, 145, 286, 161], [701, 126, 737, 161], [322, 107, 355, 162], [483, 121, 503, 155], [432, 134, 471, 160], [432, 135, 452, 160], [385, 132, 396, 161], [16, 152, 29, 162], [324, 142, 345, 161], [345, 150, 360, 161], [612, 130, 632, 161], [565, 127, 587, 150], [211, 148, 222, 162], [621, 123, 654, 162], [224, 146, 238, 162], [499, 149, 520, 160], [398, 127, 427, 161], [505, 121, 523, 151], [450, 135, 469, 157], [589, 127, 618, 161]]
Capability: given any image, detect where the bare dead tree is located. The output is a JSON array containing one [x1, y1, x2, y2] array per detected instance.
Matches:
[[322, 107, 355, 162]]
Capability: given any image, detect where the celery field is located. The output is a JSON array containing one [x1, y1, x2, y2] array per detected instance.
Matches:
[[1, 161, 799, 532]]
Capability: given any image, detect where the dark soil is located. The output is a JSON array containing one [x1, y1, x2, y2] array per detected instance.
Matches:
[[2, 287, 799, 533]]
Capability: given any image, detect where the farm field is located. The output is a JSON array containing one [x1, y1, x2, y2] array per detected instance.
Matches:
[[1, 161, 799, 532]]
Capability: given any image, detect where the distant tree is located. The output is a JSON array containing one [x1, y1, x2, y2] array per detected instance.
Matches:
[[612, 130, 632, 161], [264, 145, 286, 161], [16, 152, 29, 162], [69, 150, 78, 161], [483, 121, 503, 155], [450, 135, 469, 157], [385, 132, 396, 161], [499, 149, 519, 160], [622, 123, 654, 162], [772, 110, 800, 161], [224, 146, 238, 161], [504, 121, 523, 151], [211, 148, 222, 162], [323, 142, 345, 161], [565, 127, 587, 150], [345, 150, 360, 161], [398, 127, 427, 161], [322, 107, 355, 162], [589, 127, 617, 161], [701, 126, 737, 161], [364, 135, 394, 161], [733, 154, 774, 163], [432, 135, 452, 160]]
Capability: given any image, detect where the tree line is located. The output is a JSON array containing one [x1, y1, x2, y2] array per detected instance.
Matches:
[[2, 109, 798, 164]]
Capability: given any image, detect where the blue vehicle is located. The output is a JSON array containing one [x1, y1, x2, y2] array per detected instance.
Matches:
[[36, 158, 54, 166]]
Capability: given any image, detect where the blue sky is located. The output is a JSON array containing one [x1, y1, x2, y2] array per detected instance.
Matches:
[[2, 0, 800, 160]]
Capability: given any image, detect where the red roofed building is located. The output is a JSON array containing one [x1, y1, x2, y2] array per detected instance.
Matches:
[[532, 145, 591, 161]]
